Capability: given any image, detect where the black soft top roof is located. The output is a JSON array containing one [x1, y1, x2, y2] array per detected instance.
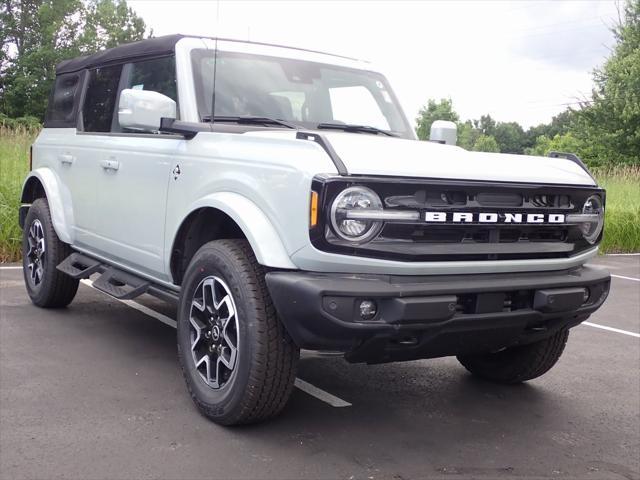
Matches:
[[56, 34, 185, 74], [55, 34, 364, 76]]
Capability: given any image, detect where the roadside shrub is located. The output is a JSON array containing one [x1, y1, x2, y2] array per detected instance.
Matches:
[[0, 114, 42, 133]]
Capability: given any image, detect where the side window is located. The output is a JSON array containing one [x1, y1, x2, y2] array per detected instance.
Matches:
[[44, 72, 83, 127], [126, 56, 177, 102], [112, 56, 178, 132], [83, 65, 123, 132]]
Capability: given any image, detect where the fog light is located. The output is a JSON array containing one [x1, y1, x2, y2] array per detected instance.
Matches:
[[582, 288, 591, 303], [359, 300, 377, 320]]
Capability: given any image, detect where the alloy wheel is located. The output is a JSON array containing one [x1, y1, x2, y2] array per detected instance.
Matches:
[[189, 276, 240, 389], [26, 219, 46, 287]]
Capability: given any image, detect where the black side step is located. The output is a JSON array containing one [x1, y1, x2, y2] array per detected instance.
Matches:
[[57, 253, 102, 279], [92, 267, 151, 300], [57, 251, 177, 303]]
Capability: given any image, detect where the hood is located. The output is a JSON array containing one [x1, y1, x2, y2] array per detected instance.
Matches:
[[322, 132, 596, 185], [243, 130, 596, 186]]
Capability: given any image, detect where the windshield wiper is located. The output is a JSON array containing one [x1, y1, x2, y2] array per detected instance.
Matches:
[[203, 116, 297, 129], [316, 122, 397, 137]]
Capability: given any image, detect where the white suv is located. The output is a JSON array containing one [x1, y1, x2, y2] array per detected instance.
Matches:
[[20, 34, 610, 425]]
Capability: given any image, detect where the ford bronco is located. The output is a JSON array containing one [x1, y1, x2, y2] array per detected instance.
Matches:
[[20, 35, 610, 425]]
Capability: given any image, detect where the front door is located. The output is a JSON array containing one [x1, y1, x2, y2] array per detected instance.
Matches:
[[76, 56, 180, 277]]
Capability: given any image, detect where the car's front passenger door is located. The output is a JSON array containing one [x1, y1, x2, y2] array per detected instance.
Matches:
[[78, 56, 181, 279]]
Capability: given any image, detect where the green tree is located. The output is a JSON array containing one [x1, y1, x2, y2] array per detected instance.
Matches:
[[473, 114, 496, 137], [547, 109, 576, 138], [525, 110, 577, 150], [0, 0, 147, 120], [530, 110, 575, 139], [575, 0, 640, 165], [415, 98, 459, 140], [457, 120, 480, 150], [525, 132, 599, 166], [473, 134, 500, 153], [1, 0, 83, 117], [494, 121, 525, 154], [79, 0, 147, 51]]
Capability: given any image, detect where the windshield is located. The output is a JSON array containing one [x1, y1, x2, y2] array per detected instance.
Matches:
[[191, 49, 412, 138]]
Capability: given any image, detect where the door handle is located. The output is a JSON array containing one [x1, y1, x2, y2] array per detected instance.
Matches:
[[100, 158, 120, 171], [58, 154, 74, 165]]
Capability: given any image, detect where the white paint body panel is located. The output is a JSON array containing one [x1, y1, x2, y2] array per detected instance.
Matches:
[[240, 129, 594, 185], [313, 132, 594, 185], [26, 36, 598, 285], [22, 166, 75, 244]]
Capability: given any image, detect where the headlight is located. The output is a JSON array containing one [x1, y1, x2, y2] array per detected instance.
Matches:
[[568, 194, 604, 244], [330, 186, 383, 243], [581, 194, 605, 244]]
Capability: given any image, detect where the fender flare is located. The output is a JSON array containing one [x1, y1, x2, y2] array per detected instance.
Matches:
[[175, 192, 297, 270], [20, 169, 74, 244]]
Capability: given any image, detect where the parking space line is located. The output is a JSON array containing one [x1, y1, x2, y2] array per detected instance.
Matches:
[[583, 321, 640, 338], [294, 378, 352, 407], [611, 274, 640, 282], [79, 279, 352, 407], [80, 279, 177, 328], [0, 266, 22, 270], [604, 253, 640, 256]]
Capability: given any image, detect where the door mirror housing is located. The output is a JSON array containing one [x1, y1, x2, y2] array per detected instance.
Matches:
[[118, 89, 176, 132], [429, 120, 457, 146]]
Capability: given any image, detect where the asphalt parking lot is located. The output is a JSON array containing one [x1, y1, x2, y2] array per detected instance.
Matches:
[[1, 256, 638, 480]]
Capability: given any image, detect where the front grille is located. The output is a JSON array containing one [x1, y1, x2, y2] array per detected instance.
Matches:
[[382, 224, 569, 244], [385, 189, 573, 210], [310, 176, 603, 261]]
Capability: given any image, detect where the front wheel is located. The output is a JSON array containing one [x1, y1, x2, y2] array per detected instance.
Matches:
[[457, 329, 570, 384], [177, 239, 299, 425]]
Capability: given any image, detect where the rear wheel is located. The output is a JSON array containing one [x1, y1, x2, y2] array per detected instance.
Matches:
[[177, 239, 299, 425], [22, 198, 79, 308], [457, 329, 569, 384]]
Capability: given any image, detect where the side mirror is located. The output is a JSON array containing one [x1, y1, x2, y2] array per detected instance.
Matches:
[[429, 120, 457, 145], [118, 89, 176, 132]]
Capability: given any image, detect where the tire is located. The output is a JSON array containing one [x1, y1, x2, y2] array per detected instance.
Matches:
[[177, 239, 299, 425], [457, 329, 569, 384], [22, 198, 79, 308]]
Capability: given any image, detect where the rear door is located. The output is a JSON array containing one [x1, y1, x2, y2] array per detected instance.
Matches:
[[76, 56, 181, 277], [37, 72, 93, 244]]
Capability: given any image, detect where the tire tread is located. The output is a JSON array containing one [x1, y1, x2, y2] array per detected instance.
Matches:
[[457, 329, 569, 384]]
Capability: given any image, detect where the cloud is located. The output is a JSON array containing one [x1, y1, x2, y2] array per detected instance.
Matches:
[[509, 1, 617, 70], [128, 0, 620, 128]]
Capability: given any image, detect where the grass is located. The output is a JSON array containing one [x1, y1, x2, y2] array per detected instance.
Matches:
[[0, 127, 34, 262], [0, 129, 638, 262], [593, 165, 640, 254]]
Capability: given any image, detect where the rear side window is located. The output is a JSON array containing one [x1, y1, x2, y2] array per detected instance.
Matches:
[[83, 64, 123, 132], [44, 72, 83, 127]]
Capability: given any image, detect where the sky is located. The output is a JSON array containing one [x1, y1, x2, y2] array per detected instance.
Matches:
[[128, 0, 621, 129]]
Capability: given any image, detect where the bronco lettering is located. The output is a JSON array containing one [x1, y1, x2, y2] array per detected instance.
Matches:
[[423, 212, 567, 223]]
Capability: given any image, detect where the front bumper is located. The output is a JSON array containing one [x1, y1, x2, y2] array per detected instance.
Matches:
[[265, 265, 610, 364]]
